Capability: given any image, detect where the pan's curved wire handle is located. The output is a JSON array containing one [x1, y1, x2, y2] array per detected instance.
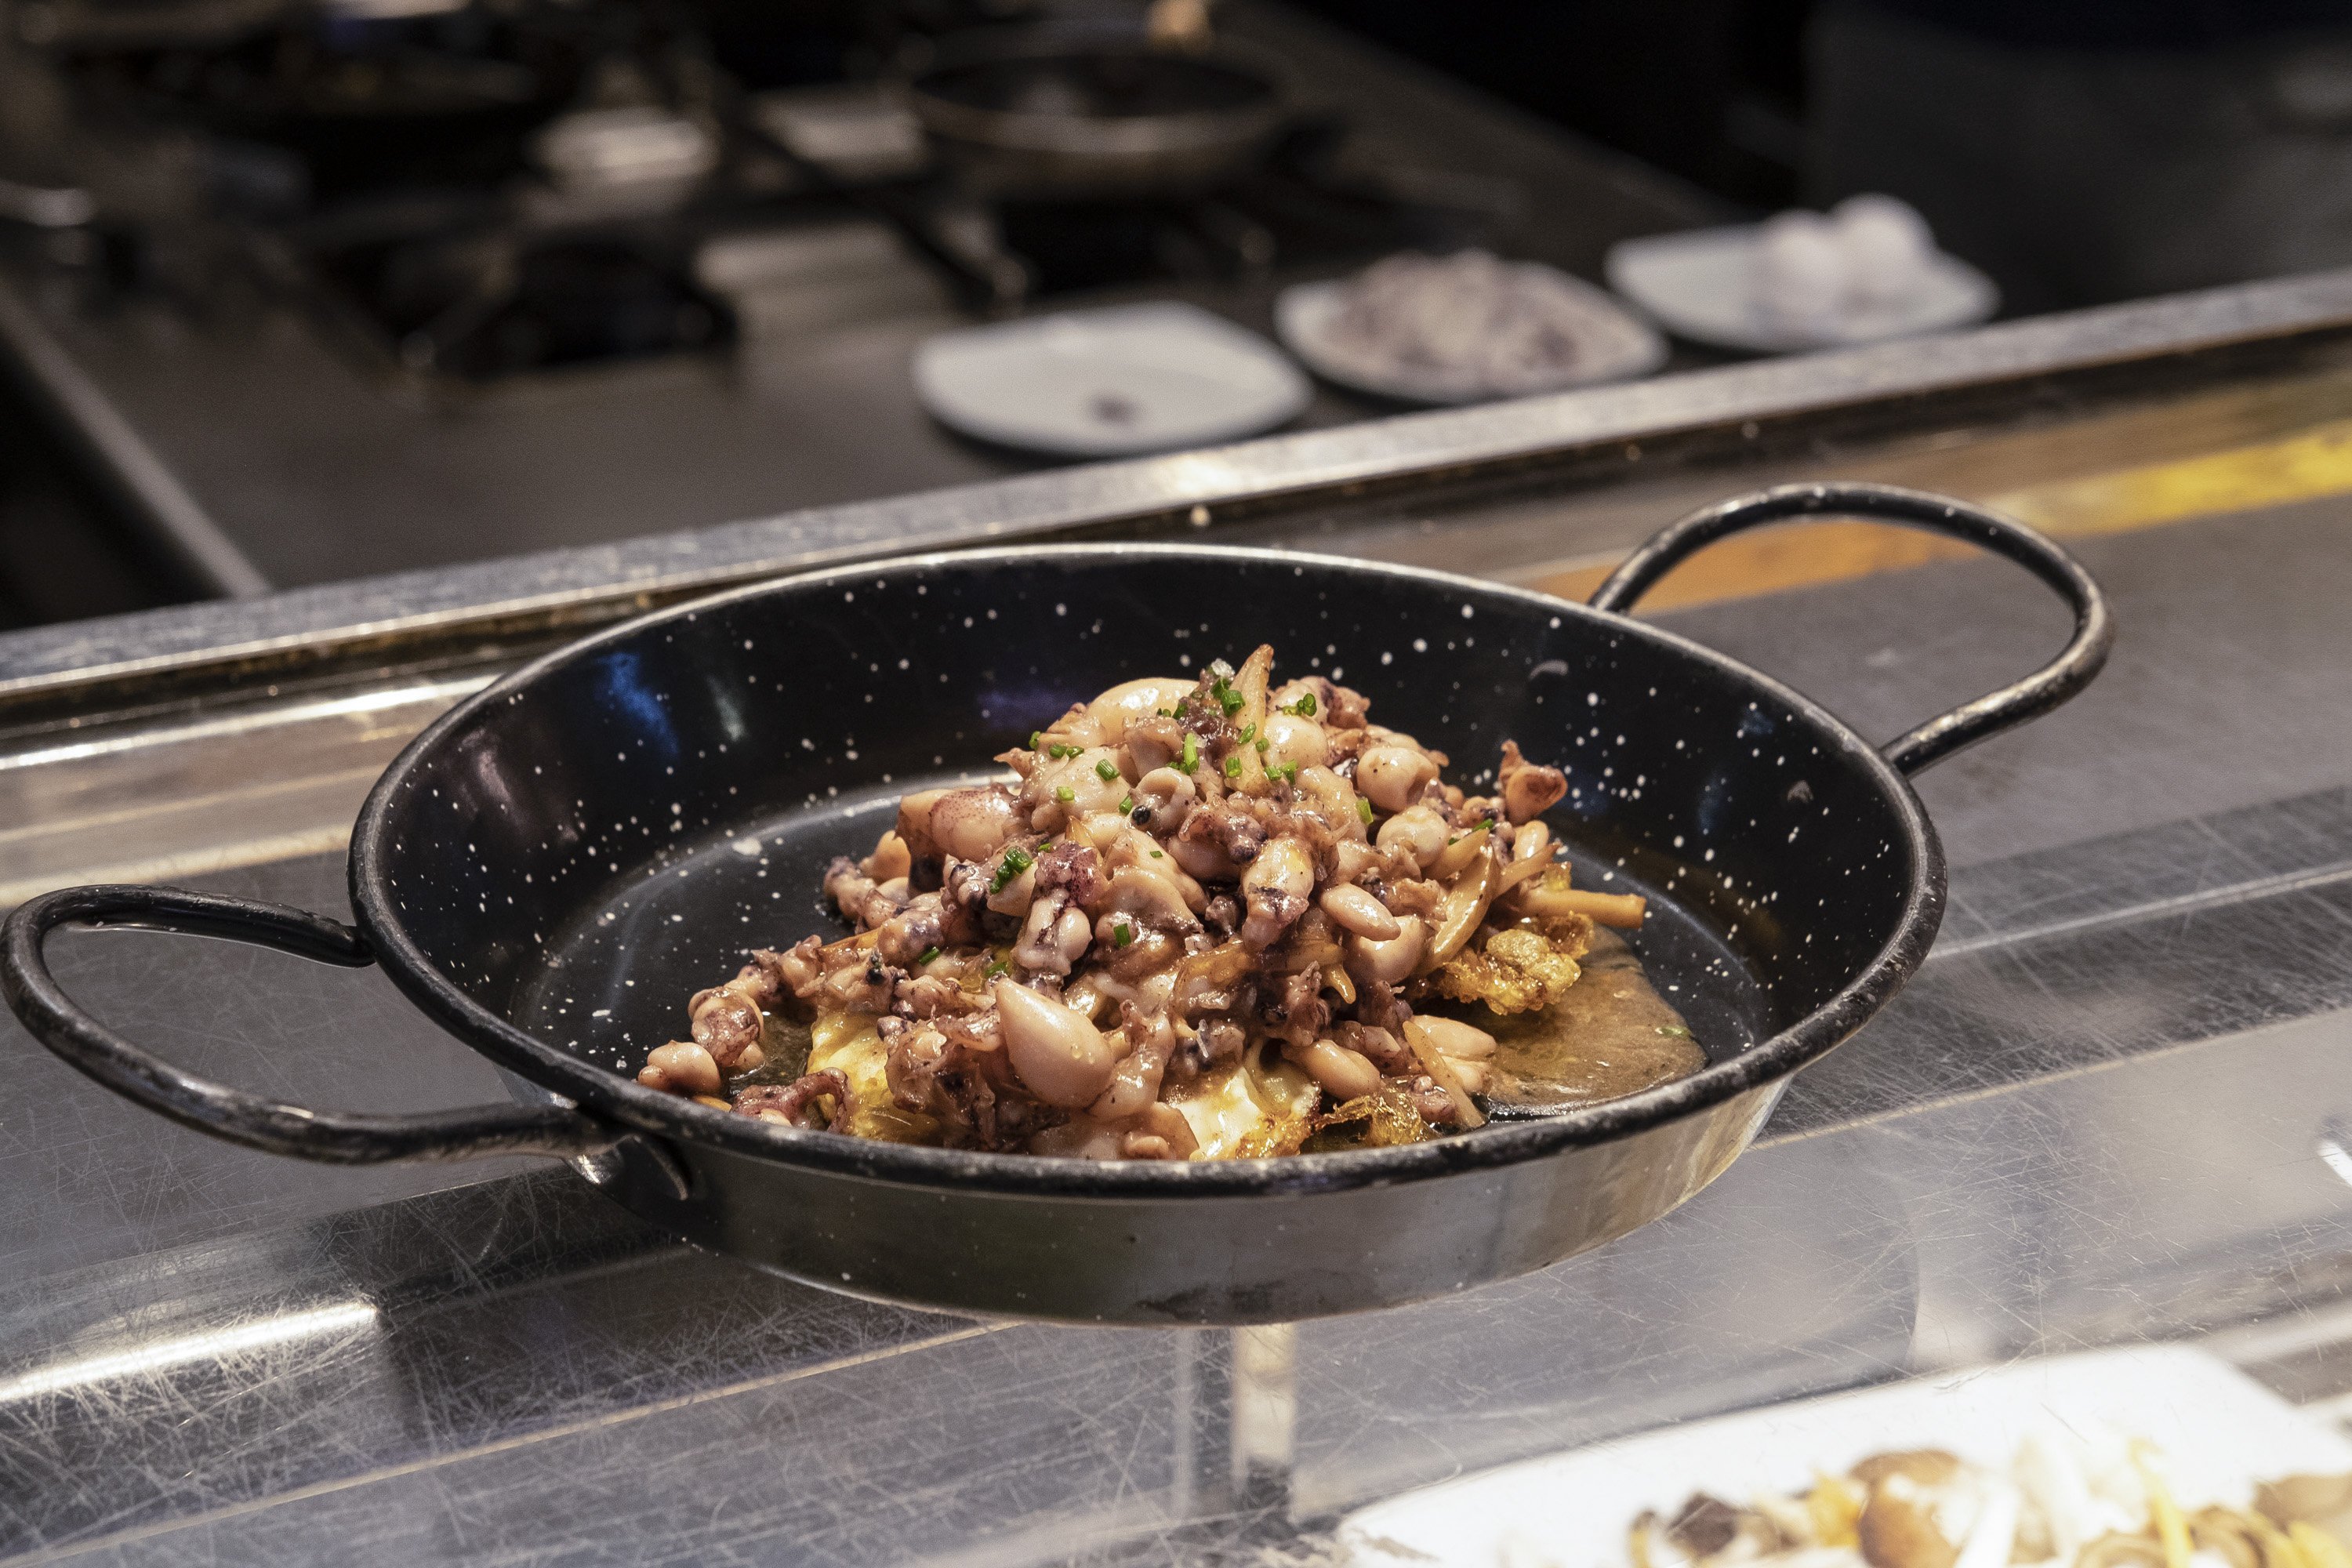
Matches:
[[1588, 481, 2114, 776], [0, 885, 620, 1164]]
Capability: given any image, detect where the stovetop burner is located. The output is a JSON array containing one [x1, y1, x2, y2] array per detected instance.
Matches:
[[56, 5, 595, 203], [988, 137, 1510, 296], [321, 227, 731, 379]]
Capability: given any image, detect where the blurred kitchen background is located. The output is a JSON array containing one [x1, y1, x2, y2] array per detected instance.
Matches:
[[5, 0, 2350, 628]]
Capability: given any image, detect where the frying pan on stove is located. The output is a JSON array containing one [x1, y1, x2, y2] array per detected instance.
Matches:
[[901, 21, 1290, 198], [2, 484, 2111, 1324]]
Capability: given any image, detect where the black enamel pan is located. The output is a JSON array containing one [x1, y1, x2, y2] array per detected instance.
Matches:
[[901, 22, 1290, 200], [2, 485, 2111, 1324]]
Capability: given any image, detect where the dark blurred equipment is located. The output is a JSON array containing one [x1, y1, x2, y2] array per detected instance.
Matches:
[[1844, 0, 2352, 49], [1289, 0, 2352, 318], [0, 394, 196, 629], [5, 0, 1505, 381], [0, 0, 1715, 591], [1283, 0, 1816, 210], [1810, 0, 2352, 312]]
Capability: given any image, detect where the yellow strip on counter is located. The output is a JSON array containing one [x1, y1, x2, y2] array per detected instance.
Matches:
[[1524, 414, 2352, 612], [1986, 413, 2352, 536]]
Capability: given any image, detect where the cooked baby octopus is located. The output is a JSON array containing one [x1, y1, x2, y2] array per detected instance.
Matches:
[[637, 647, 1654, 1159]]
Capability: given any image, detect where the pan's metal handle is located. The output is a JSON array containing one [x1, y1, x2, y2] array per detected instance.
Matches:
[[0, 884, 620, 1164], [1588, 481, 2114, 776]]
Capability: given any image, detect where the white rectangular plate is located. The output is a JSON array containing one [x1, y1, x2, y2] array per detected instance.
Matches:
[[1339, 1346, 2352, 1567]]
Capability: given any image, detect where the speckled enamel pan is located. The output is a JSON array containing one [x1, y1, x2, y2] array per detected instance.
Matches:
[[3, 484, 2111, 1323]]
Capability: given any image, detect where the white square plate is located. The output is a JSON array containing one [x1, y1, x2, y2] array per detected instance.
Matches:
[[912, 302, 1310, 458], [1605, 225, 1996, 354]]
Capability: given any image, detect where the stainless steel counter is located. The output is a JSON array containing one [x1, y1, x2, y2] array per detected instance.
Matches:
[[8, 271, 2352, 1564]]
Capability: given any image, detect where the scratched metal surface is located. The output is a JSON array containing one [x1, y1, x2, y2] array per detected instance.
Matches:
[[8, 499, 2352, 1562]]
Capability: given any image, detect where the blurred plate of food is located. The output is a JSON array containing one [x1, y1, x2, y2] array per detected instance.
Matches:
[[1606, 194, 1997, 354], [1275, 249, 1668, 406], [1338, 1345, 2352, 1568], [913, 301, 1309, 458]]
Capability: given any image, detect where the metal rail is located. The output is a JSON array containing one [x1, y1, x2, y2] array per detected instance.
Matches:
[[2, 267, 2350, 732]]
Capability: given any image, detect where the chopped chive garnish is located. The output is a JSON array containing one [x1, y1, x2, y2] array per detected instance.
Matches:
[[1276, 762, 1299, 782], [1223, 753, 1243, 779], [985, 958, 1008, 979], [1218, 690, 1245, 716], [1448, 833, 1462, 845], [917, 946, 941, 966], [1181, 734, 1198, 771], [1118, 793, 1135, 814], [1095, 758, 1118, 782], [1254, 738, 1269, 753], [1356, 797, 1374, 825], [1150, 849, 1164, 858], [1236, 722, 1256, 743], [1291, 692, 1317, 717], [1029, 731, 1044, 750], [1055, 785, 1075, 802], [989, 846, 1034, 894], [1113, 921, 1134, 948]]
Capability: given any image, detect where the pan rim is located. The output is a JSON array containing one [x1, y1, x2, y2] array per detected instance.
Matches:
[[350, 542, 1944, 1198]]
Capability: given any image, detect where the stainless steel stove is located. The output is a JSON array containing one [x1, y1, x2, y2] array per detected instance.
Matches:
[[0, 0, 1716, 594]]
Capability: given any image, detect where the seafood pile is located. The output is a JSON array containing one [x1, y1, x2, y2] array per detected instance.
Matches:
[[1313, 249, 1659, 399], [1629, 1430, 2352, 1568], [635, 646, 1656, 1160]]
